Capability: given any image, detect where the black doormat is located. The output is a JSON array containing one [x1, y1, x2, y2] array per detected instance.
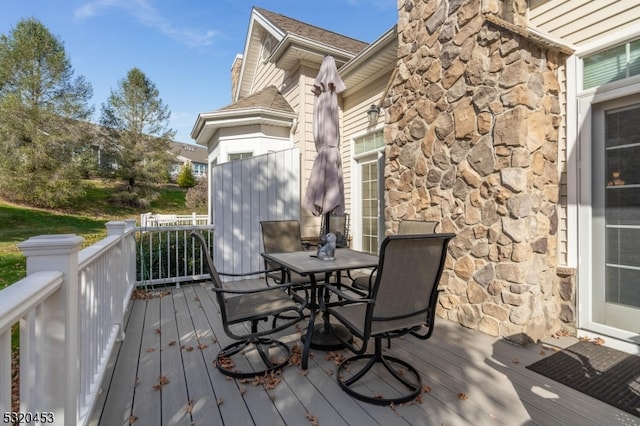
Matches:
[[527, 341, 640, 418]]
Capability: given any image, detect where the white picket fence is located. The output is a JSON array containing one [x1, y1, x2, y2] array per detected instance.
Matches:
[[140, 212, 208, 227]]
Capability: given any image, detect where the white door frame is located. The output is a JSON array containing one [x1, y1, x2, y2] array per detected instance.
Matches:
[[577, 82, 640, 353]]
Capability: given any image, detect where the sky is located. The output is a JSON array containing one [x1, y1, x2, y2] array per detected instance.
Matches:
[[1, 1, 398, 144]]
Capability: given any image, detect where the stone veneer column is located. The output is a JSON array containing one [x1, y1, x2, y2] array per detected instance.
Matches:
[[387, 0, 567, 344]]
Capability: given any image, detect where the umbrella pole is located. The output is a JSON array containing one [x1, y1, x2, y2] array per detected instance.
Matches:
[[324, 212, 330, 235]]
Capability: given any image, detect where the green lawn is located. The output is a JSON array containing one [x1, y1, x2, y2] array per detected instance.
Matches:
[[0, 180, 204, 290]]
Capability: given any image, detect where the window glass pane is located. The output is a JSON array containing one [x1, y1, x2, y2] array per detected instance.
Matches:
[[630, 39, 640, 78], [360, 161, 378, 254], [228, 152, 252, 162], [603, 106, 640, 309], [605, 266, 640, 308], [584, 44, 627, 89], [354, 131, 384, 155]]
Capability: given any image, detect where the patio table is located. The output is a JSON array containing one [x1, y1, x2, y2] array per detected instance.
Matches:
[[261, 248, 379, 369]]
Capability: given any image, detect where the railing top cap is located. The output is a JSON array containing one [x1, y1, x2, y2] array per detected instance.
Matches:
[[18, 234, 84, 254]]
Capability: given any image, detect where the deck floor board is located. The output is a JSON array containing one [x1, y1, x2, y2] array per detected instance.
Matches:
[[90, 283, 639, 426]]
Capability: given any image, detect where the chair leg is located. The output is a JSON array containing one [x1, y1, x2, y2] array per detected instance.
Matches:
[[336, 338, 422, 406], [216, 338, 291, 379]]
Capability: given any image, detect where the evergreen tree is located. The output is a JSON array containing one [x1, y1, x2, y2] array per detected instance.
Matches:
[[0, 18, 93, 207], [100, 68, 175, 191], [176, 162, 196, 188]]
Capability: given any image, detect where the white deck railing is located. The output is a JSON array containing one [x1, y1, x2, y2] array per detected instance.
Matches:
[[0, 221, 214, 425]]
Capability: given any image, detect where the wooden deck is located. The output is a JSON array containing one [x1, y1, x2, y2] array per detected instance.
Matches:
[[89, 282, 639, 426]]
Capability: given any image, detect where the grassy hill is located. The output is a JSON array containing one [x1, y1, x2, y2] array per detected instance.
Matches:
[[0, 179, 205, 290]]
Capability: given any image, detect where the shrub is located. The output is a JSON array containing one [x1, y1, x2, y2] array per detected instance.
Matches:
[[176, 163, 196, 188], [186, 178, 207, 209]]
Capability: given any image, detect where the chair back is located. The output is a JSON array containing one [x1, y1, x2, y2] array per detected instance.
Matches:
[[321, 213, 350, 247], [191, 231, 228, 316], [370, 234, 454, 336], [261, 220, 304, 253], [398, 220, 437, 235]]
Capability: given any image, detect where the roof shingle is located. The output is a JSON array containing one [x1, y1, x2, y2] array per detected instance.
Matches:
[[255, 7, 368, 55], [220, 85, 294, 113]]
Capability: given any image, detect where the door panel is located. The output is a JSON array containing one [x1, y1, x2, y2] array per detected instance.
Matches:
[[593, 99, 640, 332]]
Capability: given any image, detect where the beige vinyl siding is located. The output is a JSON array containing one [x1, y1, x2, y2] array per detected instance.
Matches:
[[529, 0, 640, 47], [251, 57, 285, 95], [343, 72, 391, 208]]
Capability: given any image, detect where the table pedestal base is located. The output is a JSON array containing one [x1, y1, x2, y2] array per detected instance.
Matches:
[[303, 323, 353, 351]]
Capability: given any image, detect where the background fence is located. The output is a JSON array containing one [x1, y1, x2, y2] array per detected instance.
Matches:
[[211, 148, 300, 279]]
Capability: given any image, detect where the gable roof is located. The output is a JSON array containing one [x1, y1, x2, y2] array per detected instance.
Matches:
[[220, 85, 294, 114], [254, 7, 368, 55], [234, 7, 370, 101], [170, 141, 207, 163], [192, 85, 296, 145]]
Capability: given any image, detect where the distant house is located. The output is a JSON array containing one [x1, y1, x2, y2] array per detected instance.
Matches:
[[192, 3, 640, 353], [169, 141, 208, 180]]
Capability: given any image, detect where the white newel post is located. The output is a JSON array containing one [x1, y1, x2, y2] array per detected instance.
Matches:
[[106, 221, 128, 340], [18, 234, 84, 426]]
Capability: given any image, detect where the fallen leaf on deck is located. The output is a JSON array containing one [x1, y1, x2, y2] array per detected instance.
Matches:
[[129, 415, 137, 424], [327, 351, 345, 365], [153, 374, 170, 390], [458, 392, 468, 400], [218, 357, 235, 370], [168, 340, 177, 346], [184, 400, 193, 413], [593, 337, 605, 345], [305, 412, 318, 425]]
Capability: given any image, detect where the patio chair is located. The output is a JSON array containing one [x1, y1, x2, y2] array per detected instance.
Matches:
[[191, 231, 306, 378], [260, 219, 323, 290], [351, 220, 438, 292], [322, 233, 454, 405], [320, 213, 350, 248]]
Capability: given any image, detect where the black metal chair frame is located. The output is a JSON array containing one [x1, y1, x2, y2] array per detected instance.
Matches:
[[191, 231, 307, 379], [350, 220, 438, 293], [321, 233, 454, 405]]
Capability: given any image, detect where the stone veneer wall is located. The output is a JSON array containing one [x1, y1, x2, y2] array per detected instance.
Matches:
[[386, 0, 573, 344]]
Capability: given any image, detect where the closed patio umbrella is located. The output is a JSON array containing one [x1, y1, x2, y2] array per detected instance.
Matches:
[[302, 55, 346, 223]]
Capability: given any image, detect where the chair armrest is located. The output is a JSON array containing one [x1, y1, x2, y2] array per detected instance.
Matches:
[[323, 283, 375, 304], [210, 281, 303, 295], [218, 267, 280, 278]]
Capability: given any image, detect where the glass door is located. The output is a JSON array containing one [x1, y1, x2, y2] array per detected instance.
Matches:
[[353, 131, 385, 254], [592, 99, 640, 332], [360, 158, 379, 254]]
